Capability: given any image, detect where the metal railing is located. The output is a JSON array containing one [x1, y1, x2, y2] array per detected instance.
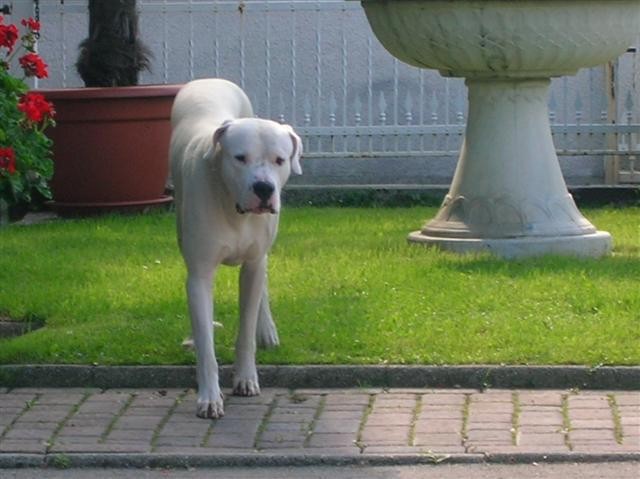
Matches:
[[34, 0, 640, 185]]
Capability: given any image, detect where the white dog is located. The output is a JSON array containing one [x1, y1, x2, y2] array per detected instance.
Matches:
[[170, 79, 302, 418]]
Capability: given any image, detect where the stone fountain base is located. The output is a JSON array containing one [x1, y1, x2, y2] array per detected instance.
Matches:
[[406, 78, 613, 259], [408, 231, 612, 259]]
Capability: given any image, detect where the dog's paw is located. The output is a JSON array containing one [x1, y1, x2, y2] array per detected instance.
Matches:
[[256, 316, 280, 350], [196, 388, 225, 419], [233, 374, 261, 397]]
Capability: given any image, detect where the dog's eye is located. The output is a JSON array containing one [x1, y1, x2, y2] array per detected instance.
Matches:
[[275, 157, 285, 166], [235, 155, 246, 163]]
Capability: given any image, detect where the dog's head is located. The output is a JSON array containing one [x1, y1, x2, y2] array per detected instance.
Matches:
[[213, 118, 302, 215]]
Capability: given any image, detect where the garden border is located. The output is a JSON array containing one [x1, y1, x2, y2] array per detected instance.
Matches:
[[2, 451, 640, 470], [1, 365, 638, 390]]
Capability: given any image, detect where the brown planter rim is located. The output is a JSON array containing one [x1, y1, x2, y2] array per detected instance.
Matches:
[[36, 84, 183, 101]]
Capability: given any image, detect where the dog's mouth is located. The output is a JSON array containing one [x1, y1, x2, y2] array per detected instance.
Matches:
[[236, 203, 277, 215]]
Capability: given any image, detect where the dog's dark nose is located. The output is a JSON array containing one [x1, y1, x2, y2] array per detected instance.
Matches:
[[253, 181, 275, 201]]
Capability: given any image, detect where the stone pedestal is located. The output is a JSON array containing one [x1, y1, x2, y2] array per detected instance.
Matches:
[[357, 0, 640, 258], [409, 79, 612, 257]]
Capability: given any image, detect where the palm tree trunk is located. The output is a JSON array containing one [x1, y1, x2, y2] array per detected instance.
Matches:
[[76, 0, 152, 87]]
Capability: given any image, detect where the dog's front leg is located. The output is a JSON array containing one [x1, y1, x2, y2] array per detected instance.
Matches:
[[187, 271, 224, 418], [233, 255, 267, 396]]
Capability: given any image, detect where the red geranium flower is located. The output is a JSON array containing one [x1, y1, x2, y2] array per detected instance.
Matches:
[[0, 147, 17, 175], [19, 52, 48, 78], [21, 17, 40, 33], [0, 19, 19, 54], [18, 92, 55, 123]]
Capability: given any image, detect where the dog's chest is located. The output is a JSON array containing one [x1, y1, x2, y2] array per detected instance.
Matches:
[[218, 218, 277, 266]]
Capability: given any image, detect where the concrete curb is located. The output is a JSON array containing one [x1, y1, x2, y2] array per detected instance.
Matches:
[[1, 364, 639, 390], [1, 452, 639, 469]]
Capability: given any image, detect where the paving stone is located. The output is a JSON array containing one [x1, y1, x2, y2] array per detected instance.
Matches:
[[224, 391, 279, 406], [323, 394, 371, 406], [0, 387, 636, 458], [206, 433, 256, 449], [519, 425, 564, 434], [365, 412, 413, 426], [571, 419, 615, 429], [154, 436, 204, 447], [572, 444, 640, 453], [125, 406, 171, 417], [412, 433, 462, 447], [365, 445, 464, 455], [518, 392, 564, 406], [223, 405, 269, 419], [373, 399, 416, 409], [259, 430, 307, 444], [414, 419, 461, 434], [471, 391, 513, 403], [306, 433, 357, 448], [0, 440, 48, 453], [317, 411, 363, 421], [263, 422, 308, 433], [323, 404, 368, 412], [207, 417, 261, 431], [519, 412, 563, 426], [3, 427, 55, 441], [55, 425, 105, 437], [467, 413, 512, 424], [467, 430, 512, 442], [107, 428, 155, 441], [313, 419, 361, 434], [20, 405, 73, 417], [157, 421, 210, 437], [49, 442, 147, 453], [76, 401, 124, 414], [361, 425, 410, 445], [615, 394, 640, 407], [470, 403, 515, 413], [269, 412, 313, 424], [477, 444, 570, 454], [518, 432, 567, 447], [419, 407, 463, 419], [421, 394, 467, 405], [259, 441, 306, 450], [286, 447, 361, 455], [569, 429, 618, 443], [112, 416, 162, 429], [568, 396, 610, 409], [35, 394, 87, 406]]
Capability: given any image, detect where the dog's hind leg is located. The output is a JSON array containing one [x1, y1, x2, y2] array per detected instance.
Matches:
[[256, 281, 279, 349]]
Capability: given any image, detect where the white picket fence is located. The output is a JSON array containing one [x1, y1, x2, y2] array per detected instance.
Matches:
[[31, 0, 640, 185]]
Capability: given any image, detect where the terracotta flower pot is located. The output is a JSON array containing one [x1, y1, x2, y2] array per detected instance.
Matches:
[[38, 84, 182, 216]]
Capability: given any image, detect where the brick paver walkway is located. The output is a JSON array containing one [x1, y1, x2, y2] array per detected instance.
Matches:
[[1, 388, 638, 459]]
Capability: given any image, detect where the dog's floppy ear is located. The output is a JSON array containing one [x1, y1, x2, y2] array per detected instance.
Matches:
[[284, 125, 303, 175], [213, 119, 233, 147]]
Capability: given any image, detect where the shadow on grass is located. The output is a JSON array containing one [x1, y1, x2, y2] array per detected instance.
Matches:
[[440, 253, 640, 279]]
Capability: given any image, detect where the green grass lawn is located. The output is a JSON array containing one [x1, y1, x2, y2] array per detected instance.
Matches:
[[0, 206, 638, 366]]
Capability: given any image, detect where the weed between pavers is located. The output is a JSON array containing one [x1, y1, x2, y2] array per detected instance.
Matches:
[[607, 394, 624, 445], [354, 394, 376, 453], [561, 393, 574, 451], [303, 394, 326, 447], [408, 393, 423, 447], [511, 391, 521, 446], [46, 391, 92, 453]]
